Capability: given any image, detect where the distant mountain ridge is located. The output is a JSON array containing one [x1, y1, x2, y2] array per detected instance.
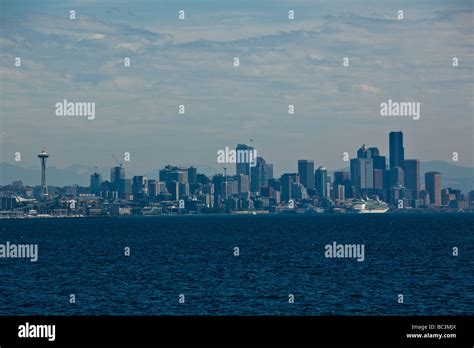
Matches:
[[1, 161, 473, 193]]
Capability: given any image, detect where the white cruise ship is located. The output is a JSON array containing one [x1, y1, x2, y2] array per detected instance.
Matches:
[[352, 197, 389, 213]]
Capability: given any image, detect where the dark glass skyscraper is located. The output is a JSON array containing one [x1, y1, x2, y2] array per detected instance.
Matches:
[[250, 157, 272, 193], [315, 166, 328, 198], [236, 144, 253, 176], [389, 131, 404, 170], [281, 173, 299, 202], [188, 167, 197, 185], [89, 172, 102, 195], [298, 160, 315, 190], [132, 176, 148, 197], [351, 145, 374, 196], [402, 159, 420, 199], [425, 171, 441, 206], [110, 166, 125, 190]]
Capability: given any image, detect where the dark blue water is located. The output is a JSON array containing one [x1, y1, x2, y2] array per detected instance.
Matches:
[[0, 214, 473, 315]]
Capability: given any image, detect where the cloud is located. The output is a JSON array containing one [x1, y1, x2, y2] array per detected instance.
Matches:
[[0, 2, 472, 173], [359, 84, 379, 94]]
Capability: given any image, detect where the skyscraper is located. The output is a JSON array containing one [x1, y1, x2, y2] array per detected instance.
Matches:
[[425, 171, 441, 206], [402, 159, 420, 199], [147, 180, 158, 197], [333, 171, 350, 186], [90, 172, 102, 195], [390, 166, 404, 187], [298, 160, 315, 190], [333, 171, 352, 199], [250, 157, 272, 193], [351, 146, 374, 197], [38, 150, 49, 197], [389, 131, 404, 170], [132, 176, 148, 197], [212, 174, 226, 206], [315, 166, 328, 198], [188, 167, 197, 185], [236, 144, 253, 176], [372, 155, 386, 171], [237, 174, 249, 193], [169, 169, 187, 184], [367, 147, 379, 158], [281, 173, 299, 202], [166, 181, 180, 201], [373, 169, 384, 190], [110, 166, 125, 188]]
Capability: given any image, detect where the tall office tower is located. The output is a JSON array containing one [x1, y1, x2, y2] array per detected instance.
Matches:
[[169, 170, 186, 184], [265, 163, 274, 181], [268, 178, 281, 192], [315, 166, 328, 198], [334, 171, 350, 186], [357, 144, 370, 159], [368, 146, 386, 174], [333, 171, 352, 199], [383, 169, 391, 190], [291, 182, 307, 200], [390, 166, 405, 187], [373, 169, 384, 190], [110, 166, 125, 189], [425, 171, 441, 206], [225, 178, 238, 196], [90, 172, 102, 195], [250, 157, 272, 193], [333, 171, 350, 186], [236, 144, 253, 176], [188, 167, 197, 185], [119, 178, 132, 199], [402, 159, 420, 199], [147, 180, 158, 197], [132, 176, 148, 197], [372, 155, 386, 171], [212, 174, 226, 204], [179, 183, 190, 198], [337, 185, 345, 201], [389, 131, 404, 170], [156, 181, 167, 194], [238, 174, 249, 194], [281, 173, 299, 202], [159, 165, 173, 182], [298, 160, 315, 190], [367, 147, 379, 158], [350, 158, 374, 196], [38, 150, 49, 197], [166, 181, 180, 201]]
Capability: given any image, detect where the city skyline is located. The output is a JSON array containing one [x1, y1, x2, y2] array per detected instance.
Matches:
[[1, 141, 472, 190], [3, 130, 472, 203]]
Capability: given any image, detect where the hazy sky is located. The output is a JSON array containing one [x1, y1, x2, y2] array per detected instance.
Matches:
[[1, 0, 473, 176]]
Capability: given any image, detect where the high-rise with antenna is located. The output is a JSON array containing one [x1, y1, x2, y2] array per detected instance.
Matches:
[[38, 149, 49, 197]]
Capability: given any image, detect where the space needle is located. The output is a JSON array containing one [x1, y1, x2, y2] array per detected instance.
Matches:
[[38, 150, 49, 197]]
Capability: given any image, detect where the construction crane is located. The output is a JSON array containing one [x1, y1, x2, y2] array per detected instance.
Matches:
[[111, 154, 123, 167]]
